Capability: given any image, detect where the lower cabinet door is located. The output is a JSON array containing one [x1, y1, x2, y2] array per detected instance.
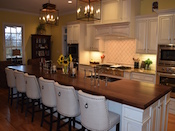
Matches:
[[123, 118, 150, 131]]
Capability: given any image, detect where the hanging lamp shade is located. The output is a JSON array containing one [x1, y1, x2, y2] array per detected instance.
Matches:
[[39, 2, 59, 25], [76, 0, 101, 21]]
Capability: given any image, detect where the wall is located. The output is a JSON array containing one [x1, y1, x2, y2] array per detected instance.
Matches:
[[140, 0, 175, 15], [0, 10, 51, 64], [50, 13, 76, 65]]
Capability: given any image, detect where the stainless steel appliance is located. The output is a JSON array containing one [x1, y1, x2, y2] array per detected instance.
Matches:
[[68, 44, 79, 70], [157, 44, 175, 66], [95, 64, 131, 78], [68, 44, 78, 62], [157, 44, 175, 98]]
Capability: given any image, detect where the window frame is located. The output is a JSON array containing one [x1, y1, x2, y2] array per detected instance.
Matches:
[[3, 23, 25, 64]]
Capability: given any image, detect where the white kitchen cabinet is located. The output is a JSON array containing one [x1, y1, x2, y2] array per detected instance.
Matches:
[[163, 94, 170, 131], [131, 72, 155, 84], [85, 25, 105, 52], [122, 104, 151, 131], [150, 101, 158, 131], [79, 64, 94, 72], [169, 98, 175, 114], [67, 24, 80, 43], [158, 14, 174, 44], [136, 16, 158, 54], [156, 96, 165, 131], [122, 92, 170, 131], [101, 0, 129, 24]]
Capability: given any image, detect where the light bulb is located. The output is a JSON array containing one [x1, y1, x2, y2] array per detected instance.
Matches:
[[47, 14, 50, 19], [68, 0, 72, 4]]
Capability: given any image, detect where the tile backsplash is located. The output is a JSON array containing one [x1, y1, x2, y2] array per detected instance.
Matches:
[[105, 39, 136, 66], [89, 39, 157, 71], [104, 39, 157, 70]]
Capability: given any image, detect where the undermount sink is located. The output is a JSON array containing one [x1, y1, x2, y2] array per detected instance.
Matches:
[[86, 75, 121, 82]]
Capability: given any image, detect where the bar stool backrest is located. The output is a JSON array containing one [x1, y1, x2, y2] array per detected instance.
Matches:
[[5, 68, 15, 88], [39, 77, 56, 107], [24, 73, 40, 99], [14, 70, 26, 93], [78, 90, 109, 131], [54, 82, 80, 117]]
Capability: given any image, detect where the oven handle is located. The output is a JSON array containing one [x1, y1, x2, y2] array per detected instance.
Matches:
[[157, 72, 175, 78]]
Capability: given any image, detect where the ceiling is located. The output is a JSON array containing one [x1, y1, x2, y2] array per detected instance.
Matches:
[[0, 0, 76, 15]]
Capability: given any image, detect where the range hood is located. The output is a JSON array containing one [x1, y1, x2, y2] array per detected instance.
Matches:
[[93, 22, 135, 39]]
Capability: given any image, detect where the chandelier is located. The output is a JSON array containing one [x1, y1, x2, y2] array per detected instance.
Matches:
[[76, 0, 101, 21], [39, 0, 59, 25]]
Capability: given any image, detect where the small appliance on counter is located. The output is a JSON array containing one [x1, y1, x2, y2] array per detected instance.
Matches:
[[133, 58, 140, 69]]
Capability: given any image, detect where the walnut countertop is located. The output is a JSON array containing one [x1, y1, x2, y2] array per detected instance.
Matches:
[[8, 65, 171, 110]]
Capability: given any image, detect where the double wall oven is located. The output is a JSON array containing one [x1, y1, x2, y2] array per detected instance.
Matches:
[[157, 44, 175, 98]]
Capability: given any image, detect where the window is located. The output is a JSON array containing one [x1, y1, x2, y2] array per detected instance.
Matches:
[[4, 25, 23, 61]]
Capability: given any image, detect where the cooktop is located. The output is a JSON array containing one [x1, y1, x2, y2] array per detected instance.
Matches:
[[97, 64, 131, 70]]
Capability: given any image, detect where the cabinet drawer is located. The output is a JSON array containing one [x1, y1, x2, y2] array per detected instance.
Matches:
[[131, 72, 155, 84], [170, 98, 175, 110], [123, 105, 150, 123]]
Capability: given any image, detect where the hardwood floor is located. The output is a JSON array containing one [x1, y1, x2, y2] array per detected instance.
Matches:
[[0, 87, 77, 131], [0, 87, 175, 131], [168, 113, 175, 131]]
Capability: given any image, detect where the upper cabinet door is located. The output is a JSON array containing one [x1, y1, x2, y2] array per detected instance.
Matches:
[[67, 25, 73, 43], [136, 16, 157, 54], [158, 15, 173, 44], [72, 24, 80, 43], [147, 18, 158, 54], [67, 24, 80, 44], [101, 0, 129, 24], [136, 19, 147, 53]]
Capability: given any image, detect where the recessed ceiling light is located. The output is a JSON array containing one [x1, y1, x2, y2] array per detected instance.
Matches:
[[68, 0, 72, 4]]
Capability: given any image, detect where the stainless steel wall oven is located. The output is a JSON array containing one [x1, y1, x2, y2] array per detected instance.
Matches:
[[157, 44, 175, 98], [157, 44, 175, 66]]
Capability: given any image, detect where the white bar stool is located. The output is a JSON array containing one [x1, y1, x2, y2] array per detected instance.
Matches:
[[54, 82, 81, 131], [5, 67, 17, 106], [78, 90, 120, 131], [24, 73, 41, 122], [14, 70, 26, 113], [39, 77, 57, 131]]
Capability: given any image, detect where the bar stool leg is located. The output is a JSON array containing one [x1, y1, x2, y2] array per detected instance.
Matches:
[[57, 112, 60, 131], [21, 93, 24, 113], [41, 104, 45, 127], [50, 107, 53, 131], [32, 99, 35, 122], [16, 91, 19, 109], [38, 100, 41, 109], [116, 123, 120, 131], [69, 117, 72, 131], [25, 98, 29, 117], [73, 117, 75, 128], [8, 88, 10, 103], [10, 88, 13, 106]]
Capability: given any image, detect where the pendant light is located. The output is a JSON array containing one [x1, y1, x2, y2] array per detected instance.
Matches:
[[39, 0, 59, 25], [76, 0, 101, 21]]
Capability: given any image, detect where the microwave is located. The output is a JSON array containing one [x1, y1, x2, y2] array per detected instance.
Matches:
[[68, 44, 79, 62], [157, 44, 175, 66]]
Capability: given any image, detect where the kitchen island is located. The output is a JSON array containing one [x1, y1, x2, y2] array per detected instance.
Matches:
[[8, 65, 172, 131]]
